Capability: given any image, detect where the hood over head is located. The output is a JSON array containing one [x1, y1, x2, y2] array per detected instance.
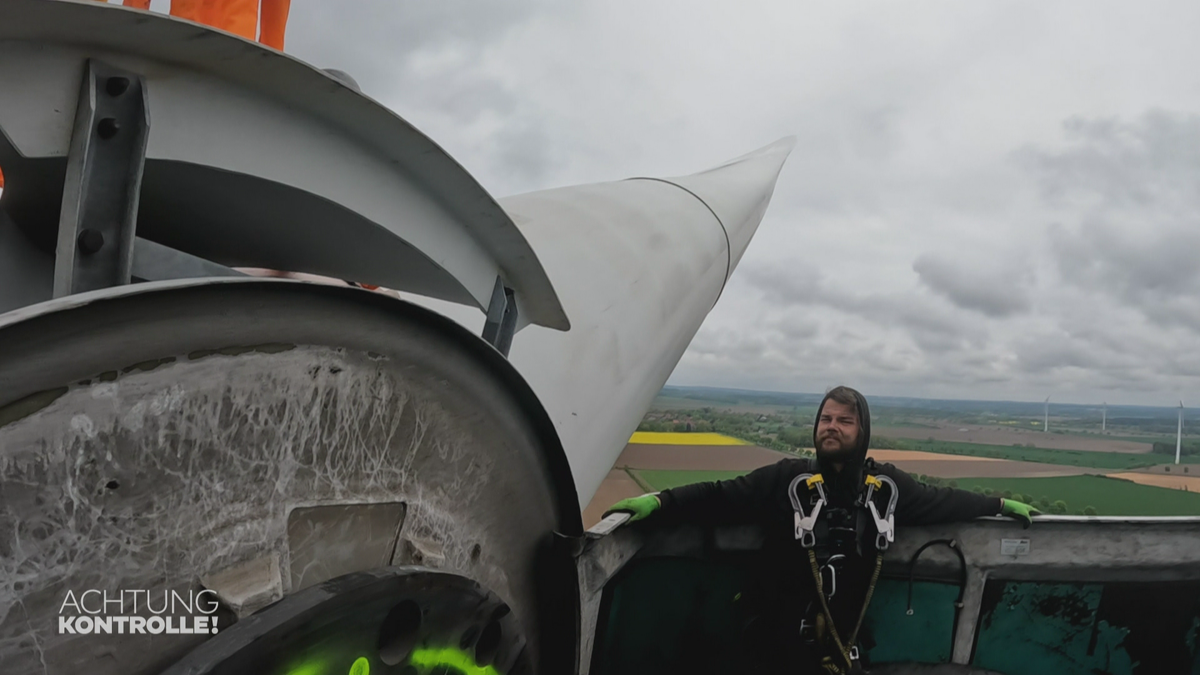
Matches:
[[812, 386, 872, 504]]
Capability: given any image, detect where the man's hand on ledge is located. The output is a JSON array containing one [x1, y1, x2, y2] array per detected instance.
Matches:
[[1001, 498, 1041, 529], [605, 494, 662, 523]]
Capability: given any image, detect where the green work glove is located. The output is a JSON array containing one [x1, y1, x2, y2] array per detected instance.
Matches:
[[606, 494, 661, 522], [1001, 499, 1040, 528]]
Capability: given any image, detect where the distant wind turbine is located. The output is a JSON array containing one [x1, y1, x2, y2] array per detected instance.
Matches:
[[1176, 401, 1185, 465], [1044, 396, 1050, 432]]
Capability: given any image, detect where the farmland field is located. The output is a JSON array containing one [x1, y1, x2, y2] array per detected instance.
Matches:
[[1103, 472, 1200, 491], [629, 470, 1200, 516], [616, 443, 787, 470], [875, 425, 1156, 453], [581, 391, 1200, 525], [629, 431, 748, 445], [956, 475, 1200, 516], [634, 469, 751, 491], [868, 449, 1090, 478], [877, 438, 1197, 470], [648, 396, 798, 415], [582, 439, 1200, 525]]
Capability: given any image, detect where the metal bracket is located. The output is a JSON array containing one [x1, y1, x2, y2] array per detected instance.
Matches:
[[130, 238, 245, 282], [481, 275, 518, 356], [53, 59, 150, 297]]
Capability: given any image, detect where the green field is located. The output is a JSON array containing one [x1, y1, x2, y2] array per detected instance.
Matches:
[[889, 438, 1200, 470], [958, 475, 1200, 516], [1065, 433, 1196, 445], [634, 470, 1200, 516], [634, 469, 750, 491]]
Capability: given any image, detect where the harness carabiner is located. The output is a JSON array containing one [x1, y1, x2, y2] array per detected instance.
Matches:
[[864, 474, 899, 551], [789, 473, 827, 548]]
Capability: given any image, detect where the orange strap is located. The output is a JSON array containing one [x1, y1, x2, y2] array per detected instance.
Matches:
[[92, 0, 290, 51], [171, 0, 257, 41], [258, 0, 290, 50]]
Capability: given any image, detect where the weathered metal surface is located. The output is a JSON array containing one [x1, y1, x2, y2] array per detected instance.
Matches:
[[576, 513, 642, 674], [0, 0, 567, 330], [286, 503, 407, 593], [52, 58, 149, 298], [0, 279, 579, 674]]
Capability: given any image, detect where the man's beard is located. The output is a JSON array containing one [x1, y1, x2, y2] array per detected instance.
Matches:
[[816, 434, 857, 463]]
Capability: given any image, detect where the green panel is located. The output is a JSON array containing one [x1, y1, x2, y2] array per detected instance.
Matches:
[[975, 580, 1200, 674], [596, 562, 1200, 673], [861, 579, 958, 664], [595, 558, 746, 675], [974, 582, 1133, 675]]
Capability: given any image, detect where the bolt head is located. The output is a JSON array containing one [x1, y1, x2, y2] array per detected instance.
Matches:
[[97, 118, 120, 139], [77, 229, 105, 255]]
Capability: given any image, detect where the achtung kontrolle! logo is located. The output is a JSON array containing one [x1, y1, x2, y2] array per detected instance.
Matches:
[[58, 589, 221, 635]]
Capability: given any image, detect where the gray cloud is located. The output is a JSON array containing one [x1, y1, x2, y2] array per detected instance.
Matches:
[[287, 0, 562, 191], [1027, 111, 1200, 336], [740, 263, 989, 357], [912, 254, 1032, 317], [1019, 110, 1200, 212], [1049, 220, 1200, 331]]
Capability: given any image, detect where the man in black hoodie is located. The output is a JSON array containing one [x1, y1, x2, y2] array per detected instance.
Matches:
[[608, 386, 1038, 673]]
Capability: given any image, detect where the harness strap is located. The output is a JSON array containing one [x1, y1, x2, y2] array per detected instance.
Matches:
[[808, 548, 883, 674]]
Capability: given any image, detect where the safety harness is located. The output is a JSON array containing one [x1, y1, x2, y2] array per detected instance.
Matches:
[[788, 471, 899, 674]]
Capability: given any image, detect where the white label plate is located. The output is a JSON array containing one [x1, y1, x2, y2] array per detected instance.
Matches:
[[1000, 538, 1030, 556]]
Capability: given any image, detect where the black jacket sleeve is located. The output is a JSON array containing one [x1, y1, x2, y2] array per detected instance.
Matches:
[[654, 459, 803, 526], [875, 462, 1002, 526]]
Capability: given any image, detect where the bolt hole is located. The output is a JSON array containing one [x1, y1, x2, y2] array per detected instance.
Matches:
[[105, 480, 120, 490], [97, 118, 120, 139], [77, 229, 105, 255], [105, 77, 130, 97], [378, 599, 421, 666]]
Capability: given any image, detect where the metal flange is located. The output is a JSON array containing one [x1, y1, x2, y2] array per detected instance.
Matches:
[[162, 567, 530, 675]]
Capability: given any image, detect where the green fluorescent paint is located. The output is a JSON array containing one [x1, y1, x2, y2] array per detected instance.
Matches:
[[283, 660, 326, 675], [410, 647, 501, 675], [348, 657, 370, 675]]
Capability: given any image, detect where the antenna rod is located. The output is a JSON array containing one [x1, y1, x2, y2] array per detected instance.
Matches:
[[1102, 402, 1106, 433], [1044, 396, 1050, 433]]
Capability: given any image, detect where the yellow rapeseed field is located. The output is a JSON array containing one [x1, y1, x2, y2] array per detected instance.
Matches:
[[628, 432, 749, 445]]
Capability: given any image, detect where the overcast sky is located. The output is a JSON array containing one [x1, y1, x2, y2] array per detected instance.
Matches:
[[268, 1, 1200, 406]]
